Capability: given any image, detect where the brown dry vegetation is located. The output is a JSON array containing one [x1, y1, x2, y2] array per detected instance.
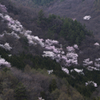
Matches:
[[0, 67, 84, 100]]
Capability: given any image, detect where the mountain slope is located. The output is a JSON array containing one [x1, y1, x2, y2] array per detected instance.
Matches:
[[44, 0, 100, 39], [0, 0, 100, 99], [10, 0, 100, 39]]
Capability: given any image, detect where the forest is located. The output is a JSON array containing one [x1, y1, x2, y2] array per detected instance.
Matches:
[[37, 10, 92, 45], [0, 46, 100, 100], [0, 0, 100, 100]]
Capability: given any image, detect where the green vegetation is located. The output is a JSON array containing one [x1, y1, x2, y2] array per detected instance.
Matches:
[[0, 0, 99, 99], [0, 66, 84, 100], [49, 79, 57, 92], [0, 0, 92, 46], [37, 10, 92, 45], [1, 47, 100, 99], [0, 67, 27, 100], [14, 83, 27, 100]]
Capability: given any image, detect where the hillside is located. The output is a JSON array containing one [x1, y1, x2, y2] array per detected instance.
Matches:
[[0, 0, 100, 100], [9, 0, 100, 39], [44, 0, 100, 39]]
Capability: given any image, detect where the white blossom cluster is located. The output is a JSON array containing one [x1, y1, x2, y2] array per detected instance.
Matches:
[[24, 32, 44, 47], [45, 39, 59, 45], [8, 54, 12, 57], [65, 46, 78, 66], [94, 42, 100, 46], [85, 81, 97, 87], [4, 15, 23, 32], [83, 58, 93, 66], [74, 68, 83, 73], [0, 43, 12, 51], [73, 44, 79, 50], [0, 13, 45, 47], [66, 46, 75, 52], [0, 14, 23, 33], [0, 12, 79, 67], [43, 39, 79, 67], [70, 68, 84, 75], [0, 56, 11, 68], [62, 67, 69, 74], [47, 70, 53, 74], [0, 13, 21, 40], [83, 57, 100, 70], [87, 66, 100, 71], [94, 58, 100, 68], [5, 31, 20, 39], [38, 97, 45, 100], [42, 51, 55, 59], [43, 39, 62, 60], [83, 15, 91, 20], [66, 52, 78, 65]]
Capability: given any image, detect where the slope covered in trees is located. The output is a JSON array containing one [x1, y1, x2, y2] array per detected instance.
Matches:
[[0, 0, 92, 45], [44, 0, 100, 40], [6, 0, 100, 39], [37, 10, 92, 45], [0, 0, 100, 100], [0, 66, 85, 100], [1, 46, 100, 99]]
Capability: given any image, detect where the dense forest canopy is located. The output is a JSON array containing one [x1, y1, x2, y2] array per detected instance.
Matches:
[[37, 10, 92, 45], [0, 0, 100, 100]]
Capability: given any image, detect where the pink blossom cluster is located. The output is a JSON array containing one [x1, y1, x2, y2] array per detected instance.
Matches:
[[61, 54, 78, 66], [43, 41, 79, 66], [4, 15, 14, 24], [0, 4, 7, 13], [66, 46, 75, 52], [0, 13, 45, 47], [25, 33, 44, 47], [94, 42, 100, 46], [3, 14, 44, 47]]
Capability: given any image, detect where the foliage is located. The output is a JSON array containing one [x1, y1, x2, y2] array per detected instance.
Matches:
[[49, 79, 57, 92], [0, 0, 92, 46], [0, 1, 98, 99], [37, 12, 92, 45], [0, 67, 85, 100], [0, 47, 100, 98], [14, 82, 27, 100]]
